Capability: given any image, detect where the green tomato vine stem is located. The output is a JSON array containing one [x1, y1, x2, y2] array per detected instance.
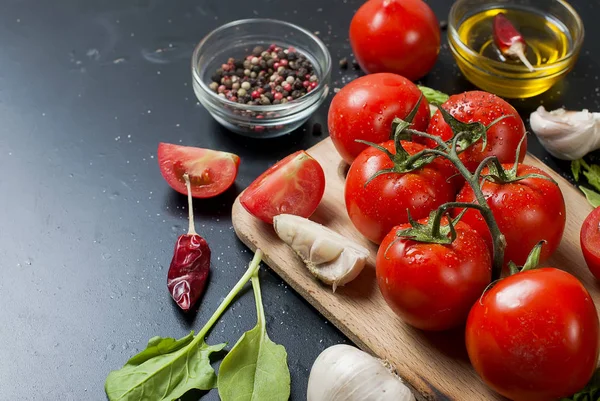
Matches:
[[405, 129, 507, 281]]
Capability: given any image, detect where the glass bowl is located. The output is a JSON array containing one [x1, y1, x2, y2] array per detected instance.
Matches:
[[192, 19, 332, 138], [448, 0, 584, 98]]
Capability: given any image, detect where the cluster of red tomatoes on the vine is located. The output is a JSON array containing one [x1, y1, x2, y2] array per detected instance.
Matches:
[[329, 73, 599, 401]]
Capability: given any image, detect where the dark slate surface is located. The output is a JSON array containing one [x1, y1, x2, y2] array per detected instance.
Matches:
[[0, 0, 596, 399]]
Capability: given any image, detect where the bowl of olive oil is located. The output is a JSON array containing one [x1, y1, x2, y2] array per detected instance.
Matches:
[[448, 0, 584, 98]]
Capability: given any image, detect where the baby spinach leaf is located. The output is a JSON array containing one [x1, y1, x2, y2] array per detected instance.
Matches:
[[105, 250, 265, 401], [417, 85, 449, 105], [105, 333, 225, 401], [218, 272, 291, 401]]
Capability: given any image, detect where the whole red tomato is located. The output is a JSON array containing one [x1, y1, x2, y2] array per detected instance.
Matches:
[[377, 218, 492, 331], [345, 140, 455, 244], [328, 73, 430, 164], [456, 164, 566, 267], [349, 0, 440, 80], [426, 91, 527, 172], [466, 268, 599, 401], [240, 151, 325, 224], [580, 206, 600, 280]]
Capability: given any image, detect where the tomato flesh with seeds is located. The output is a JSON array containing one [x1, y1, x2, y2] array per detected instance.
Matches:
[[158, 143, 240, 199], [425, 91, 527, 172], [581, 206, 600, 280], [240, 151, 325, 224], [466, 268, 600, 401], [377, 219, 492, 331]]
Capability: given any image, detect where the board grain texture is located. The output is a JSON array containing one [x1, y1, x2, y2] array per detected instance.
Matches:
[[232, 137, 600, 401]]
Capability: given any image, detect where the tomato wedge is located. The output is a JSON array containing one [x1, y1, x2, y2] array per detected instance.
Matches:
[[581, 206, 600, 280], [157, 143, 240, 199], [240, 151, 325, 224]]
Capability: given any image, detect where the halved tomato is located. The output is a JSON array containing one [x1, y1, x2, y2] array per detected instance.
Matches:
[[240, 151, 325, 224], [581, 206, 600, 280], [157, 142, 240, 198]]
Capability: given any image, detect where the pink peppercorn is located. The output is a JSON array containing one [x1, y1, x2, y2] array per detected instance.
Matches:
[[280, 59, 288, 66], [302, 81, 310, 88], [283, 83, 292, 92], [287, 96, 293, 101], [274, 62, 280, 69], [310, 81, 318, 89], [257, 87, 265, 94], [230, 96, 237, 102], [218, 85, 227, 93], [251, 90, 260, 99], [274, 92, 283, 100]]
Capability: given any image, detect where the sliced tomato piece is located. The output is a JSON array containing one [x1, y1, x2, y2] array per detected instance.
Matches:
[[240, 151, 325, 224], [581, 206, 600, 280], [157, 143, 240, 199]]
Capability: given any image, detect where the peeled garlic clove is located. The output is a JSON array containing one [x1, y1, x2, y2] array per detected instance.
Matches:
[[530, 106, 600, 160], [272, 214, 369, 290], [307, 344, 415, 401]]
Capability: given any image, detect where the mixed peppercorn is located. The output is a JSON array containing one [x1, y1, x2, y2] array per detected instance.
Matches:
[[208, 44, 319, 106]]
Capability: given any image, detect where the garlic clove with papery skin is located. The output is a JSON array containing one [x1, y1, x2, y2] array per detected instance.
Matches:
[[273, 214, 369, 291], [530, 106, 600, 160], [307, 344, 415, 401]]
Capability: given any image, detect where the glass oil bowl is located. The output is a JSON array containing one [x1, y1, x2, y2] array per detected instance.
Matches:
[[448, 0, 584, 98], [192, 19, 332, 138]]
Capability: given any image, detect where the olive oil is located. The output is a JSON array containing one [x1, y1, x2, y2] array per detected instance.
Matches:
[[449, 6, 576, 98]]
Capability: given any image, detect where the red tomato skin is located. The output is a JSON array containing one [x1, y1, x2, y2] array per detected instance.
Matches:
[[581, 207, 600, 280], [157, 143, 240, 199], [377, 220, 492, 331], [328, 73, 430, 164], [349, 0, 440, 81], [466, 268, 600, 401], [345, 140, 455, 244], [240, 151, 325, 224], [456, 164, 566, 267], [426, 91, 527, 172]]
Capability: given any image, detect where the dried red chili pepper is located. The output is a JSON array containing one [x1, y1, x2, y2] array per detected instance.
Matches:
[[493, 13, 534, 72], [167, 173, 211, 311]]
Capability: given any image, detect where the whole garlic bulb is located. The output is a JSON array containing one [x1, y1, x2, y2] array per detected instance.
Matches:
[[307, 344, 415, 401], [530, 106, 600, 160]]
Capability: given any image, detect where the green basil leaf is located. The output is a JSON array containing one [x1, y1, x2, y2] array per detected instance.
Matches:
[[572, 159, 583, 181], [580, 186, 600, 208], [218, 274, 291, 401], [105, 333, 226, 401], [582, 163, 600, 192], [417, 85, 449, 105]]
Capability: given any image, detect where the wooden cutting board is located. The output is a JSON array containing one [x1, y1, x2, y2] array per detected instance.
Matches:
[[232, 137, 600, 401]]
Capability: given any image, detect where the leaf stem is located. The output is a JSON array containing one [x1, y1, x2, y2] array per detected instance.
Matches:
[[251, 271, 266, 335], [196, 249, 264, 340]]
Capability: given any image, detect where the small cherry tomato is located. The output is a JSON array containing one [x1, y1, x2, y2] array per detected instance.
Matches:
[[377, 219, 492, 331], [580, 206, 600, 280], [426, 91, 527, 172], [466, 268, 599, 401], [345, 140, 455, 244], [158, 143, 240, 199], [328, 73, 430, 164], [456, 164, 566, 267], [240, 151, 325, 224], [349, 0, 441, 81]]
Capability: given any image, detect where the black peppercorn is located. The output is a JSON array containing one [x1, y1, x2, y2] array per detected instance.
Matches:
[[235, 68, 244, 76], [287, 52, 297, 61], [259, 60, 267, 69], [297, 67, 308, 77], [252, 46, 264, 56], [264, 92, 274, 101], [273, 99, 281, 105], [234, 60, 244, 69], [267, 59, 276, 68], [251, 65, 261, 73], [211, 73, 221, 83], [277, 51, 286, 59]]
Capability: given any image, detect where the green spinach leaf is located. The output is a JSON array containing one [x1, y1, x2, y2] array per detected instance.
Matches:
[[417, 85, 449, 105], [218, 272, 291, 401], [105, 334, 225, 401], [572, 159, 583, 181], [105, 250, 264, 401]]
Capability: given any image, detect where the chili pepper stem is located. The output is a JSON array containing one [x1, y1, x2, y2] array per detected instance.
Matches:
[[183, 173, 198, 236], [510, 43, 535, 72]]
